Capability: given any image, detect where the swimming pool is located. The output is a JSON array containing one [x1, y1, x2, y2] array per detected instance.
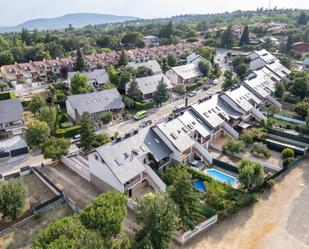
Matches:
[[192, 180, 206, 192], [204, 168, 238, 186]]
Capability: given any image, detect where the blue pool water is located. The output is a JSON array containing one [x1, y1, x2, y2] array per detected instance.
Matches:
[[192, 180, 206, 192], [204, 169, 238, 185]]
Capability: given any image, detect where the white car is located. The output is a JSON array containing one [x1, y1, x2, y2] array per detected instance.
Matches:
[[188, 90, 197, 97], [70, 134, 81, 143], [212, 79, 219, 85]]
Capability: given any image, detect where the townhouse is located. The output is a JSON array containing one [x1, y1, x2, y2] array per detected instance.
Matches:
[[127, 60, 163, 75], [166, 63, 202, 84]]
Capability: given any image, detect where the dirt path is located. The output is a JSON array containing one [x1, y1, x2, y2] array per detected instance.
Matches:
[[178, 158, 309, 249]]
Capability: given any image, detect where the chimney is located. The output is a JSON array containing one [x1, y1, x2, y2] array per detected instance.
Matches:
[[185, 97, 188, 107]]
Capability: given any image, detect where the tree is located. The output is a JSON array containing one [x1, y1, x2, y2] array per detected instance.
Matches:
[[281, 148, 295, 160], [221, 25, 233, 48], [127, 79, 142, 100], [80, 192, 127, 240], [92, 133, 111, 147], [101, 111, 113, 124], [159, 21, 174, 38], [295, 101, 309, 118], [32, 216, 103, 249], [118, 50, 128, 66], [135, 66, 153, 78], [133, 193, 179, 249], [163, 164, 187, 186], [167, 54, 178, 67], [274, 82, 285, 98], [0, 180, 27, 219], [268, 105, 280, 117], [80, 112, 96, 152], [240, 134, 254, 145], [291, 77, 308, 99], [234, 63, 248, 79], [198, 60, 212, 77], [25, 120, 50, 147], [197, 46, 215, 61], [74, 48, 85, 71], [0, 50, 14, 66], [121, 32, 144, 48], [37, 106, 57, 132], [239, 158, 264, 190], [107, 65, 119, 85], [239, 25, 250, 46], [70, 72, 91, 94], [222, 70, 237, 91], [168, 170, 203, 229], [161, 58, 169, 73], [28, 93, 46, 114], [41, 137, 70, 160], [297, 11, 308, 26], [286, 34, 293, 53], [261, 37, 273, 51], [222, 138, 245, 157], [153, 77, 169, 105]]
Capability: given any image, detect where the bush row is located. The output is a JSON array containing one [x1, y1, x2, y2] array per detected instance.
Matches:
[[133, 100, 153, 111], [0, 91, 15, 100]]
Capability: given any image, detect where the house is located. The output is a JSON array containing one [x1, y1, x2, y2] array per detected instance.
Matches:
[[303, 58, 309, 72], [0, 99, 24, 138], [68, 69, 110, 90], [126, 74, 172, 100], [143, 36, 160, 48], [293, 42, 309, 53], [88, 127, 169, 196], [84, 55, 102, 69], [266, 23, 288, 34], [187, 52, 205, 66], [166, 63, 202, 84], [127, 60, 162, 75], [66, 89, 124, 123], [1, 64, 19, 82]]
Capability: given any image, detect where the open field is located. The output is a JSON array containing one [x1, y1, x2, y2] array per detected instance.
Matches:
[[177, 158, 309, 249]]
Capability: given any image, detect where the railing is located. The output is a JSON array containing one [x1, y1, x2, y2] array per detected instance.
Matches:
[[194, 142, 213, 164], [124, 176, 142, 191], [266, 95, 282, 108], [144, 165, 166, 192], [251, 107, 267, 121], [222, 122, 239, 139]]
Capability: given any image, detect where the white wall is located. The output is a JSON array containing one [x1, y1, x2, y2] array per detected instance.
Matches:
[[88, 152, 124, 193], [166, 69, 179, 85]]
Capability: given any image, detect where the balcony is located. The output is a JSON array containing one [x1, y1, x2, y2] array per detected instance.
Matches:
[[124, 175, 142, 191]]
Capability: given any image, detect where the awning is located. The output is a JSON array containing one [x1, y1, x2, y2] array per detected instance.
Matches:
[[237, 121, 251, 129]]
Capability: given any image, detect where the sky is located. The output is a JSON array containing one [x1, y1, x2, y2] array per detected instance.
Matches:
[[0, 0, 308, 26]]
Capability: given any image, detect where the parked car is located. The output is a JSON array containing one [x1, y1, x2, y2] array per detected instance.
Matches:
[[134, 110, 148, 120], [212, 79, 219, 85], [188, 90, 197, 97], [70, 134, 81, 143], [202, 84, 211, 90]]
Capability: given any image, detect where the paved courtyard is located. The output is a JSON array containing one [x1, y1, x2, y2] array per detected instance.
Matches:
[[177, 158, 309, 249]]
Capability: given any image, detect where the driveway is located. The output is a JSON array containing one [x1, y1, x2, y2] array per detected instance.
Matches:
[[178, 158, 309, 249]]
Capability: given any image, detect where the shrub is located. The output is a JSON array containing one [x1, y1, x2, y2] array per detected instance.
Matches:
[[173, 84, 186, 95], [0, 91, 15, 100], [101, 112, 113, 124], [252, 142, 271, 159], [266, 179, 275, 189], [222, 138, 245, 157], [283, 157, 294, 168], [238, 158, 264, 190], [133, 101, 153, 111], [281, 148, 295, 160], [243, 128, 267, 139], [55, 125, 81, 138], [186, 83, 199, 92], [240, 133, 254, 145]]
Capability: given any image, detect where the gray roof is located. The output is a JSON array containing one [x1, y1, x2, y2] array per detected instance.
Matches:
[[304, 58, 309, 65], [127, 60, 162, 74], [67, 89, 124, 116], [95, 127, 172, 184], [0, 99, 23, 124], [127, 74, 172, 95], [171, 63, 202, 80], [68, 69, 109, 85]]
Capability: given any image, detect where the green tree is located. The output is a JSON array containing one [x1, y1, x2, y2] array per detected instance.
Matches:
[[107, 65, 119, 85], [37, 106, 57, 132], [134, 193, 179, 249], [222, 138, 245, 157], [161, 58, 169, 73], [167, 54, 178, 67], [238, 159, 264, 190], [121, 32, 144, 48], [70, 72, 91, 94], [222, 70, 237, 91], [197, 46, 215, 61], [101, 111, 113, 124], [221, 25, 234, 48], [159, 21, 175, 38], [281, 148, 295, 160], [92, 133, 111, 147], [261, 37, 273, 51], [198, 60, 212, 77], [268, 105, 280, 117], [25, 120, 50, 147], [274, 82, 285, 98], [74, 48, 85, 71], [41, 137, 70, 160], [80, 192, 127, 240], [0, 180, 27, 219], [135, 66, 153, 78], [240, 133, 254, 145], [168, 171, 203, 229], [295, 101, 309, 118], [0, 50, 14, 66], [28, 93, 46, 114], [32, 216, 103, 249], [239, 25, 250, 46], [286, 35, 293, 53], [297, 11, 308, 26], [118, 50, 128, 66], [234, 63, 248, 79], [80, 112, 96, 152], [153, 77, 169, 105], [127, 79, 142, 100]]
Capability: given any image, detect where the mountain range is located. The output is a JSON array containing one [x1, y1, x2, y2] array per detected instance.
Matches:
[[0, 13, 139, 32]]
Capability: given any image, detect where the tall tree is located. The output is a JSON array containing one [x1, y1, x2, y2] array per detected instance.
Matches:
[[153, 78, 169, 105], [25, 120, 50, 148], [167, 54, 178, 67], [74, 48, 85, 71], [32, 217, 103, 249], [41, 137, 70, 161], [134, 193, 179, 249], [80, 112, 96, 152], [0, 180, 27, 219], [198, 60, 212, 77], [297, 11, 308, 26], [222, 138, 245, 157], [0, 50, 14, 66], [239, 25, 250, 46], [107, 65, 119, 85], [286, 34, 293, 53], [127, 79, 142, 100], [70, 72, 91, 94], [239, 159, 264, 190], [118, 50, 128, 66], [159, 21, 174, 38], [222, 70, 237, 91], [28, 93, 46, 114], [37, 106, 57, 132], [221, 25, 234, 48]]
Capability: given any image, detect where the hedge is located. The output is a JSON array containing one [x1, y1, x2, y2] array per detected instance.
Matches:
[[134, 100, 153, 111], [56, 125, 81, 138], [0, 91, 15, 100]]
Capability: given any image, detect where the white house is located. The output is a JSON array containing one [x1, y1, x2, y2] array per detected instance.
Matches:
[[166, 63, 202, 84], [143, 36, 160, 48]]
